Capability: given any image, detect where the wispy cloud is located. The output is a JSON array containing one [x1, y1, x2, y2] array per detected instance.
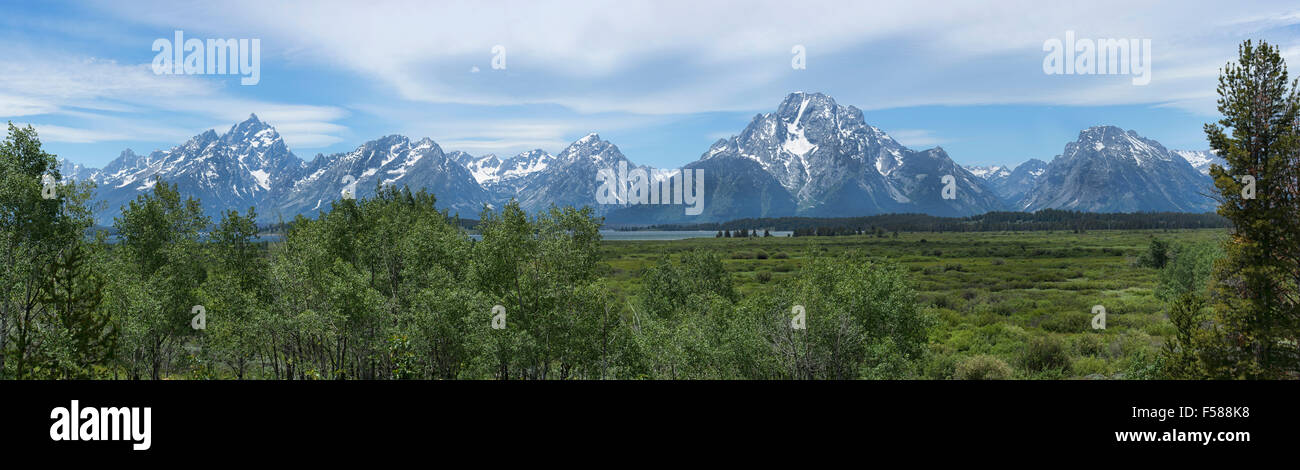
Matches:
[[5, 0, 1299, 168], [17, 124, 129, 143], [887, 129, 946, 149], [82, 0, 1300, 116], [0, 41, 350, 150]]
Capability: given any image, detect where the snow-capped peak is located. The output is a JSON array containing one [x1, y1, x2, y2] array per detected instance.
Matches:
[[965, 165, 1010, 180], [1173, 149, 1223, 175]]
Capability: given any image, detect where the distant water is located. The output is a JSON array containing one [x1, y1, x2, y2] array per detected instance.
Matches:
[[463, 230, 791, 241], [251, 230, 789, 242], [601, 230, 792, 240]]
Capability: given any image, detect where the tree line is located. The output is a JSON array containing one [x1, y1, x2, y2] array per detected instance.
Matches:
[[1, 123, 929, 379], [644, 210, 1231, 234]]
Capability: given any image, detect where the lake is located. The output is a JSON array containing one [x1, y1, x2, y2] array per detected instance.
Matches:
[[599, 230, 791, 240], [249, 230, 791, 242]]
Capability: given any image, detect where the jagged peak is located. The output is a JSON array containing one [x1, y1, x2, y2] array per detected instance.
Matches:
[[231, 113, 269, 131], [366, 134, 409, 146], [1077, 125, 1129, 139], [780, 91, 833, 106], [192, 128, 219, 143], [776, 91, 836, 119]]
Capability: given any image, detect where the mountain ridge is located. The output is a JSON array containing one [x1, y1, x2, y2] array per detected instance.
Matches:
[[61, 93, 1220, 224]]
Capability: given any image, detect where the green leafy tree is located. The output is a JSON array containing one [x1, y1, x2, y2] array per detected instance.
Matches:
[[0, 123, 102, 378], [1155, 241, 1224, 302], [200, 208, 265, 378], [112, 180, 210, 379], [761, 255, 931, 379]]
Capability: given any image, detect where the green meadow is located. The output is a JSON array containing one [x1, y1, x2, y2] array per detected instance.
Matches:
[[599, 228, 1229, 379]]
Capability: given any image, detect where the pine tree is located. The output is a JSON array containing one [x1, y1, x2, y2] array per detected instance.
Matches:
[[1199, 40, 1300, 379], [40, 245, 116, 378]]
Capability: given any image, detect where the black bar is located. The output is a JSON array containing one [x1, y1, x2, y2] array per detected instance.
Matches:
[[6, 380, 1294, 458]]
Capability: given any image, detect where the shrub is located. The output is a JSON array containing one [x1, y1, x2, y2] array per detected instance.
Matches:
[[1069, 334, 1105, 357], [772, 251, 790, 259], [1020, 336, 1070, 372], [755, 250, 769, 260], [1071, 356, 1111, 377], [955, 355, 1012, 380], [1038, 311, 1091, 333], [755, 271, 773, 283]]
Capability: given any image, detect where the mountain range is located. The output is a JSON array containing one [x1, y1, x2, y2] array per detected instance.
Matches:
[[59, 92, 1220, 225]]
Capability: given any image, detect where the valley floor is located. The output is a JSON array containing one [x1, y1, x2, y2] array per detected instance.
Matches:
[[599, 228, 1229, 379]]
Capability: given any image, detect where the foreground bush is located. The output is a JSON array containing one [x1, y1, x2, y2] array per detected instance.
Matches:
[[1019, 336, 1070, 373], [955, 355, 1012, 380]]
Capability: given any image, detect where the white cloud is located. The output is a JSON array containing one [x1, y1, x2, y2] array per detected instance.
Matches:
[[88, 0, 1300, 115], [0, 93, 60, 117], [887, 129, 945, 149], [0, 42, 349, 150], [19, 124, 130, 143], [7, 0, 1300, 166]]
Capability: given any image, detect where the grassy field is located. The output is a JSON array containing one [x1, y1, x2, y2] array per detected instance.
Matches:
[[598, 228, 1229, 379]]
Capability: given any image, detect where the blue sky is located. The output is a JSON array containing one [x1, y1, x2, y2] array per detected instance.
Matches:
[[3, 0, 1299, 170]]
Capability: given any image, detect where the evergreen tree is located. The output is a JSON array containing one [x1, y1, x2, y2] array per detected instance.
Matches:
[[39, 244, 117, 378], [1199, 40, 1300, 378]]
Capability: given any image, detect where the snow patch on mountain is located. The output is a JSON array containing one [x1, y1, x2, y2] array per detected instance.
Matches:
[[1173, 149, 1224, 175]]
